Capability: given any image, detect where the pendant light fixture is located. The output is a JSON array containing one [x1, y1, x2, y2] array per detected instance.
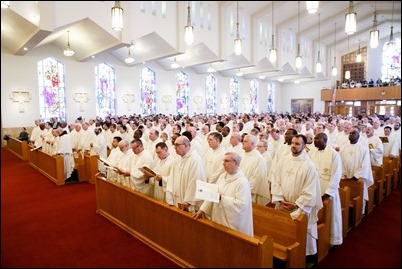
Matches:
[[345, 36, 351, 80], [184, 1, 194, 45], [369, 3, 379, 49], [1, 1, 10, 8], [171, 57, 180, 69], [315, 13, 322, 73], [236, 69, 243, 77], [234, 1, 242, 56], [125, 41, 134, 64], [356, 39, 362, 63], [207, 63, 216, 73], [269, 1, 277, 64], [386, 1, 396, 49], [111, 1, 124, 31], [331, 23, 338, 77], [63, 31, 75, 57], [295, 1, 302, 69], [345, 1, 357, 35], [306, 1, 319, 14]]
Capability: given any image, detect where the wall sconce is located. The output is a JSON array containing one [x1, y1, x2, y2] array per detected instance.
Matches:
[[193, 95, 203, 111], [161, 94, 172, 110], [9, 90, 31, 113], [122, 93, 135, 111], [73, 92, 89, 112], [111, 1, 124, 31]]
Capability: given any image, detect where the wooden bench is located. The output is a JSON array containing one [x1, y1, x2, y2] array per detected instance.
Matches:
[[28, 146, 65, 185], [382, 158, 393, 197], [317, 198, 331, 263], [339, 178, 363, 229], [371, 165, 385, 205], [384, 157, 400, 191], [338, 186, 350, 239], [76, 152, 98, 183], [95, 176, 274, 268], [6, 136, 29, 161], [252, 203, 307, 268]]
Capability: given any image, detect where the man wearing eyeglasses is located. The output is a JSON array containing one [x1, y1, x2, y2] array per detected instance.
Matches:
[[166, 136, 206, 213]]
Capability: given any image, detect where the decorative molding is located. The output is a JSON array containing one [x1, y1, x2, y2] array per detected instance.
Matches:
[[73, 92, 89, 112], [161, 95, 172, 110], [122, 93, 135, 111], [9, 90, 31, 113]]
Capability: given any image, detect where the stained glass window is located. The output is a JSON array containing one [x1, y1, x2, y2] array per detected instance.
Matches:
[[250, 80, 258, 114], [381, 37, 401, 82], [176, 71, 189, 115], [229, 77, 239, 114], [205, 74, 216, 115], [267, 82, 275, 113], [141, 67, 156, 115], [37, 57, 66, 122], [95, 63, 116, 118]]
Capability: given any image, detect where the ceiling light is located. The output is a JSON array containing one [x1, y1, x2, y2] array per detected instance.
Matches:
[[306, 1, 319, 14], [294, 80, 300, 84], [111, 1, 124, 31], [171, 58, 180, 69], [234, 1, 242, 55], [331, 23, 338, 77], [386, 1, 396, 49], [236, 69, 243, 77], [370, 9, 379, 49], [125, 42, 135, 64], [295, 1, 302, 69], [1, 1, 10, 8], [207, 64, 216, 73], [63, 31, 74, 57], [278, 78, 284, 82], [269, 1, 277, 64], [344, 36, 351, 80], [345, 1, 357, 35], [315, 13, 322, 73], [184, 1, 194, 45], [258, 74, 266, 80], [356, 39, 362, 63]]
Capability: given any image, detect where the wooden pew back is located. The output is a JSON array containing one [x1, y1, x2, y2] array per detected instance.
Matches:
[[95, 176, 273, 268], [371, 165, 385, 204], [252, 203, 307, 268], [339, 186, 350, 238], [317, 198, 331, 263], [339, 178, 363, 228], [6, 136, 29, 161]]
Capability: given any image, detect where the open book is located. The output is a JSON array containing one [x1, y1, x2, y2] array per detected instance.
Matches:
[[30, 145, 42, 151], [139, 166, 157, 177], [195, 180, 220, 203], [98, 156, 110, 166]]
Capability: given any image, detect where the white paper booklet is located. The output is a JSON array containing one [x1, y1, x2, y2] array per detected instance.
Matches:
[[195, 180, 220, 203]]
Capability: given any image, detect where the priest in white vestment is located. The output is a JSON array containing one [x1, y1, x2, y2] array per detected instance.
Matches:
[[270, 134, 323, 256], [194, 152, 254, 237], [129, 139, 154, 196], [311, 133, 343, 246], [105, 137, 123, 180], [90, 127, 107, 174], [115, 140, 134, 188], [365, 126, 383, 167], [53, 128, 75, 181]]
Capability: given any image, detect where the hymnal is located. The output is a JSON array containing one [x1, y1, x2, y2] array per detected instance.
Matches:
[[139, 166, 157, 177]]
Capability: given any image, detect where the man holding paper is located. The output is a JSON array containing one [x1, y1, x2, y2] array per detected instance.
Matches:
[[193, 152, 253, 237]]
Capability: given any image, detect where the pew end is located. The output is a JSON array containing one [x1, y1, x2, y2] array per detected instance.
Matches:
[[340, 178, 364, 229], [339, 186, 350, 239], [317, 198, 331, 263]]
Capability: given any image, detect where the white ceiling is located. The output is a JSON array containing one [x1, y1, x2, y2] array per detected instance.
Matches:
[[1, 1, 400, 82]]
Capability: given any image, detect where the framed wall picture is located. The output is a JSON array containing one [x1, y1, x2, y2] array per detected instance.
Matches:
[[291, 98, 314, 114]]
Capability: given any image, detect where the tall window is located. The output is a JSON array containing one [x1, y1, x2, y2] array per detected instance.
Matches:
[[205, 74, 216, 115], [141, 67, 156, 115], [37, 57, 66, 122], [176, 71, 189, 115], [250, 80, 258, 114], [229, 77, 239, 114], [267, 82, 275, 113], [381, 37, 401, 82], [95, 63, 116, 118]]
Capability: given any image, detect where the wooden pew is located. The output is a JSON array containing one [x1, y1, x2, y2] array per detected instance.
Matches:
[[371, 165, 385, 204], [252, 203, 307, 268], [382, 158, 393, 197], [76, 152, 98, 183], [339, 178, 363, 229], [384, 157, 400, 191], [317, 198, 331, 264], [6, 136, 29, 161], [29, 147, 65, 185], [95, 176, 274, 268], [338, 186, 350, 239]]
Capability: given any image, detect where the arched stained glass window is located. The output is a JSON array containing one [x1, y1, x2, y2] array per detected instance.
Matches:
[[176, 71, 189, 115], [229, 77, 239, 114], [141, 67, 156, 115], [95, 63, 116, 118], [250, 80, 258, 114], [267, 82, 275, 113], [205, 74, 216, 115], [37, 57, 66, 122], [381, 37, 401, 82]]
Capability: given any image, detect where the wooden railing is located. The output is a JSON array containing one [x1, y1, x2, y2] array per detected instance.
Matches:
[[6, 137, 29, 161], [28, 147, 65, 185], [95, 176, 274, 268]]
